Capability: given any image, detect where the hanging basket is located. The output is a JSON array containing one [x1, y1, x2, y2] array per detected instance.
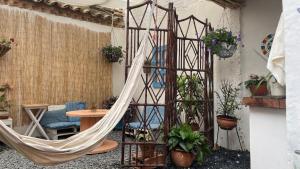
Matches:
[[216, 42, 237, 58], [0, 44, 11, 57]]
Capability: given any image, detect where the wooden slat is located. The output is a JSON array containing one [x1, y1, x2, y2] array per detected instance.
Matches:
[[0, 7, 113, 126]]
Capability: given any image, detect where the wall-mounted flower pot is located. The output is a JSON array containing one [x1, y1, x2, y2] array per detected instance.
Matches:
[[171, 150, 195, 168], [217, 115, 237, 130], [249, 84, 268, 96], [0, 45, 11, 57]]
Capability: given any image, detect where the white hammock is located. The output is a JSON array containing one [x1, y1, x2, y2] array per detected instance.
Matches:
[[0, 1, 155, 166]]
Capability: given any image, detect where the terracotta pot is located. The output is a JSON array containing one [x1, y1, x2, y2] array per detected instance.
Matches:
[[171, 150, 195, 168], [191, 122, 200, 131], [249, 84, 268, 96], [139, 144, 155, 159], [217, 115, 237, 130]]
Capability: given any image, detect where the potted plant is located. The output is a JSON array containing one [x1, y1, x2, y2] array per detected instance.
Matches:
[[143, 60, 152, 74], [263, 73, 285, 97], [102, 45, 123, 63], [168, 124, 210, 168], [136, 132, 156, 159], [0, 84, 10, 119], [177, 74, 204, 130], [202, 28, 237, 58], [244, 74, 268, 96], [216, 81, 241, 130], [0, 38, 14, 57]]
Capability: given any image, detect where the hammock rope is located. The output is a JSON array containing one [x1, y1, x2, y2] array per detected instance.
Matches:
[[0, 1, 156, 166]]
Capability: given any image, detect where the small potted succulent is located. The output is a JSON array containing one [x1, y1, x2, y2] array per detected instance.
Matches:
[[168, 124, 210, 168], [202, 28, 237, 58], [102, 45, 123, 63], [244, 74, 268, 96], [0, 38, 14, 57], [136, 132, 155, 159], [143, 60, 152, 74], [216, 81, 241, 130]]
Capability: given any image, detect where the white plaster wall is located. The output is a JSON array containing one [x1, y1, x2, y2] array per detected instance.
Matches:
[[225, 0, 283, 151], [250, 107, 288, 169], [109, 0, 249, 150], [283, 0, 300, 168]]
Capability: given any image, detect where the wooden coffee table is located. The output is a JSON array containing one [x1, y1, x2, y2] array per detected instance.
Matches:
[[66, 109, 118, 154]]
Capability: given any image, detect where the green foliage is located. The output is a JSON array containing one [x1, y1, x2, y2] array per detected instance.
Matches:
[[0, 38, 14, 48], [102, 45, 123, 63], [177, 74, 204, 123], [202, 28, 237, 55], [216, 81, 241, 118], [168, 124, 210, 164], [136, 132, 153, 142], [244, 74, 267, 89]]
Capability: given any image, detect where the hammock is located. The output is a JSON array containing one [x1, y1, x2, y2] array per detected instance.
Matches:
[[0, 1, 155, 166]]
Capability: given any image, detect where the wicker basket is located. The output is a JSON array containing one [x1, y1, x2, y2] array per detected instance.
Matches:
[[216, 42, 237, 58], [0, 44, 11, 57]]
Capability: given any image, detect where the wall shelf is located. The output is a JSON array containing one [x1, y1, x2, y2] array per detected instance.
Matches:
[[242, 96, 286, 109]]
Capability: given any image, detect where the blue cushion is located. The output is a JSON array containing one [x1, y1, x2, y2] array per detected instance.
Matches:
[[65, 101, 86, 122], [43, 121, 80, 129], [128, 106, 164, 129], [40, 108, 68, 127]]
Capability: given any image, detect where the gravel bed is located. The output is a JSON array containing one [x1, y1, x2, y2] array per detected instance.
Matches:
[[167, 148, 250, 169], [0, 132, 250, 169]]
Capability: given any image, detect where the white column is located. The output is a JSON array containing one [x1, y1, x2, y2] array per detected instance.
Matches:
[[283, 0, 300, 168]]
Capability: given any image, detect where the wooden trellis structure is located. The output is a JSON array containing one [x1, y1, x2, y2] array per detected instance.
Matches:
[[121, 1, 214, 168]]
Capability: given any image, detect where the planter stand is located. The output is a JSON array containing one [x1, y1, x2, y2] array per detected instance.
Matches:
[[215, 125, 243, 151]]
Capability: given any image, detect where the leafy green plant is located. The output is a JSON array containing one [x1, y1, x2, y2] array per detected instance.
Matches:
[[216, 81, 241, 118], [168, 124, 210, 164], [202, 28, 237, 55], [177, 74, 204, 125], [102, 45, 123, 63], [244, 74, 267, 89], [0, 38, 14, 48]]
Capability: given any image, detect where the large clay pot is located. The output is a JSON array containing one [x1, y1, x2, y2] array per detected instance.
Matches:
[[140, 144, 155, 159], [217, 115, 237, 130], [249, 83, 268, 96], [171, 150, 195, 168]]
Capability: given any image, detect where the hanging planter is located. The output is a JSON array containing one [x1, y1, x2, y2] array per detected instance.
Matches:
[[202, 28, 238, 58], [102, 45, 123, 63], [0, 38, 14, 57]]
